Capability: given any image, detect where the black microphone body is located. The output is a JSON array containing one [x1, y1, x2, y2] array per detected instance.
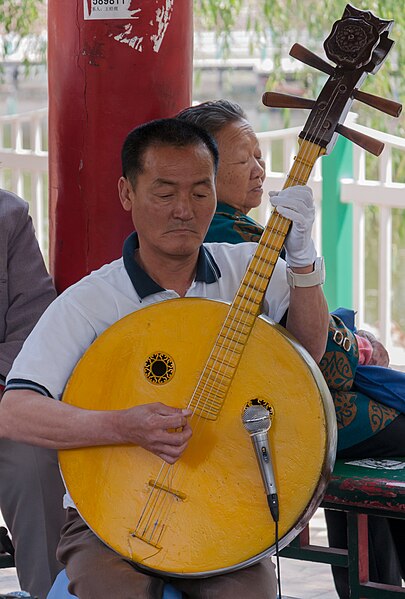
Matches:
[[242, 405, 279, 522]]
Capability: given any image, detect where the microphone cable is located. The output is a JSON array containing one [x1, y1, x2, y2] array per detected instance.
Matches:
[[267, 494, 282, 599], [274, 519, 282, 599]]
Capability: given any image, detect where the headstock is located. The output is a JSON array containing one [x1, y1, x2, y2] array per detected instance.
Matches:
[[262, 4, 402, 157]]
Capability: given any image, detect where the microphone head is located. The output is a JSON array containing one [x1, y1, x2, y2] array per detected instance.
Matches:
[[242, 404, 271, 434]]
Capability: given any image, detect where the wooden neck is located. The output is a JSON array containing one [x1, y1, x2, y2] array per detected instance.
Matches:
[[232, 140, 325, 317], [188, 140, 325, 419]]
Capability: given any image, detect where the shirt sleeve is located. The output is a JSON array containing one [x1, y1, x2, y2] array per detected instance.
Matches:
[[0, 201, 56, 381], [6, 292, 98, 400], [263, 258, 290, 323]]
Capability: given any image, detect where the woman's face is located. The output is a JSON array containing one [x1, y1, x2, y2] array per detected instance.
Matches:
[[215, 119, 265, 214]]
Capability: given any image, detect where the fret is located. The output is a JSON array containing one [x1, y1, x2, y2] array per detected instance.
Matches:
[[211, 345, 242, 358], [237, 284, 267, 297], [261, 240, 284, 254], [234, 293, 262, 306], [243, 255, 275, 268], [210, 355, 238, 369], [225, 308, 256, 324], [220, 327, 249, 340], [286, 177, 308, 186], [195, 387, 224, 401], [213, 340, 245, 354], [262, 227, 287, 239], [292, 156, 316, 169], [198, 380, 229, 395], [212, 340, 244, 359], [191, 394, 222, 407], [204, 360, 234, 378], [261, 231, 288, 244], [243, 271, 272, 284], [243, 271, 271, 285]]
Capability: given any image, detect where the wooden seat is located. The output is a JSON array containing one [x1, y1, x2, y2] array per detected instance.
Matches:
[[281, 458, 405, 598]]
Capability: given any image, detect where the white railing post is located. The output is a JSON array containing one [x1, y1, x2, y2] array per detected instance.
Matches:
[[0, 108, 48, 255], [378, 205, 392, 347], [352, 202, 365, 326]]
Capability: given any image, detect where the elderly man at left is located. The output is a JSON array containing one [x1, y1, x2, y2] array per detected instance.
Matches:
[[0, 189, 66, 599]]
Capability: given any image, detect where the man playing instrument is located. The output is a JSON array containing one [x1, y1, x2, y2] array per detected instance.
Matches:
[[0, 118, 328, 599]]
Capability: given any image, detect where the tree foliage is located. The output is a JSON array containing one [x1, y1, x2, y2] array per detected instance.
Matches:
[[1, 0, 403, 132], [195, 0, 405, 134], [0, 0, 45, 62]]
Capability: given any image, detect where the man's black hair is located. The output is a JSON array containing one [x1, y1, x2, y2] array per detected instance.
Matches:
[[121, 118, 219, 186]]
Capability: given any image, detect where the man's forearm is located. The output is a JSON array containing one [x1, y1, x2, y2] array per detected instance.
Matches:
[[286, 284, 329, 363], [0, 390, 193, 463], [0, 390, 122, 449]]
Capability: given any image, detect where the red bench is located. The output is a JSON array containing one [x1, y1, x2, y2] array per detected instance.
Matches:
[[281, 458, 405, 598]]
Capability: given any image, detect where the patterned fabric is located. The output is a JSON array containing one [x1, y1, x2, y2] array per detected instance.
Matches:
[[320, 315, 359, 391], [206, 205, 400, 451], [320, 315, 399, 451], [204, 202, 263, 244]]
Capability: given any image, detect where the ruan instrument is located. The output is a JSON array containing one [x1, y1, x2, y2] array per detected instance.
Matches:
[[60, 4, 401, 578]]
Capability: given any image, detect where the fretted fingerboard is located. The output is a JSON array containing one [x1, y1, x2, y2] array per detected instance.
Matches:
[[189, 140, 325, 419]]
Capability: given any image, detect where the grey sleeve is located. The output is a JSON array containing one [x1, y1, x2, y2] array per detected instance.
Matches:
[[0, 199, 56, 381]]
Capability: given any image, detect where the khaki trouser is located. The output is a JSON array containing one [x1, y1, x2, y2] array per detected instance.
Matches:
[[57, 509, 277, 599]]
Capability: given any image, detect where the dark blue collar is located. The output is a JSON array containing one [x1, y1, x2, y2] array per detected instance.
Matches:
[[122, 232, 221, 299]]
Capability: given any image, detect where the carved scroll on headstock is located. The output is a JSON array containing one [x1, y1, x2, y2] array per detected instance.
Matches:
[[324, 4, 393, 71], [262, 4, 402, 158]]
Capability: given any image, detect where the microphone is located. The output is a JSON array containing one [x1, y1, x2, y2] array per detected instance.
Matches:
[[242, 405, 279, 522]]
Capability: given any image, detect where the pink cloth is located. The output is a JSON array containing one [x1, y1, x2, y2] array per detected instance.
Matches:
[[355, 334, 373, 365]]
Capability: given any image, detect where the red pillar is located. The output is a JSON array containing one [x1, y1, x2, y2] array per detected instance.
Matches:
[[48, 1, 193, 292]]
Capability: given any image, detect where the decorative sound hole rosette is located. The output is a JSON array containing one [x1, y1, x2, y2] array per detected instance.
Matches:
[[144, 352, 175, 385]]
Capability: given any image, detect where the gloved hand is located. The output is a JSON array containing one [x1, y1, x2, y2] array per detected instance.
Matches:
[[269, 185, 317, 268]]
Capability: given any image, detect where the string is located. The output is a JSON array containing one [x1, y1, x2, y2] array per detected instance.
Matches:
[[133, 90, 339, 543], [133, 84, 342, 545], [133, 87, 339, 542]]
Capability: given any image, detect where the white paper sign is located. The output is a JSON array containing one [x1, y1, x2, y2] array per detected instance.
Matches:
[[84, 0, 140, 20]]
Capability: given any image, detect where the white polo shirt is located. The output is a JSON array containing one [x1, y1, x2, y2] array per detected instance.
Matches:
[[7, 232, 290, 400]]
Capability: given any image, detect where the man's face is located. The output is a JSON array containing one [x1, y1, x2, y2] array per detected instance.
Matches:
[[119, 143, 217, 260], [215, 120, 265, 215]]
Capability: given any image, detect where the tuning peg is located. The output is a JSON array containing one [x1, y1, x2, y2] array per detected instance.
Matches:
[[336, 123, 384, 156], [353, 90, 402, 118], [262, 92, 315, 110], [289, 43, 334, 75]]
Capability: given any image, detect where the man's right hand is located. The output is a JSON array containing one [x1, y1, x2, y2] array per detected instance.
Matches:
[[117, 402, 193, 464]]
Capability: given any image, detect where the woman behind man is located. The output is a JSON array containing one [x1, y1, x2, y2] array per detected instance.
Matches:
[[177, 99, 405, 598]]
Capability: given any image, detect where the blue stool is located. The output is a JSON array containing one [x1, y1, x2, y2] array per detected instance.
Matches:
[[47, 569, 183, 599]]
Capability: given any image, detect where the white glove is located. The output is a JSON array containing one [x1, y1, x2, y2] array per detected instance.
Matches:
[[269, 185, 317, 268]]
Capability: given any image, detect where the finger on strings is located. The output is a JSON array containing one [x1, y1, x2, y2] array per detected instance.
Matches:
[[159, 412, 192, 430], [158, 427, 192, 447]]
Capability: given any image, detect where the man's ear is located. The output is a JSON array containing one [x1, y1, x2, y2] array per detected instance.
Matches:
[[118, 177, 134, 212]]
